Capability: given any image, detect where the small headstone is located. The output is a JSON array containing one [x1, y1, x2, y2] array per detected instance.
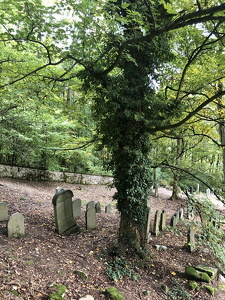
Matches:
[[206, 188, 210, 197], [189, 186, 194, 194], [0, 202, 8, 221], [95, 202, 101, 213], [196, 184, 200, 193], [86, 201, 95, 210], [105, 204, 111, 213], [171, 212, 179, 227], [86, 206, 96, 230], [153, 210, 160, 236], [179, 208, 184, 219], [55, 187, 64, 194], [72, 198, 81, 218], [187, 228, 195, 252], [7, 213, 24, 238], [52, 189, 78, 234], [160, 210, 166, 231]]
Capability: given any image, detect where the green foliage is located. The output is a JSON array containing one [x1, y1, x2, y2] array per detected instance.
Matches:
[[105, 257, 138, 281], [166, 280, 192, 300], [104, 287, 124, 300]]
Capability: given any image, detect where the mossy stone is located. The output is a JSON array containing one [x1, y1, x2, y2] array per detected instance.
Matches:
[[49, 284, 67, 300], [205, 285, 215, 295], [104, 287, 124, 300], [161, 285, 169, 293], [74, 270, 88, 281], [189, 281, 199, 290], [185, 266, 211, 283]]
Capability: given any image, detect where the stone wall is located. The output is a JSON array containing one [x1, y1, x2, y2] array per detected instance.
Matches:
[[0, 164, 113, 185]]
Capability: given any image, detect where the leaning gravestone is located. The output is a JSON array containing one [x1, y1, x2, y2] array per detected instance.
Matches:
[[86, 206, 96, 230], [7, 213, 24, 238], [72, 198, 81, 218], [52, 189, 79, 234], [0, 202, 8, 221]]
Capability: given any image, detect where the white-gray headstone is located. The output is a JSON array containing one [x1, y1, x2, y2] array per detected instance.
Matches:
[[153, 210, 161, 236], [160, 210, 166, 231], [7, 213, 24, 238], [0, 202, 8, 221]]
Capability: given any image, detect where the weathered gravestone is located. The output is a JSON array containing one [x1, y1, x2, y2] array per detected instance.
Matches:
[[86, 206, 96, 230], [170, 212, 179, 227], [187, 228, 196, 253], [153, 210, 161, 236], [0, 202, 8, 221], [52, 189, 79, 234], [105, 204, 111, 213], [179, 208, 184, 219], [160, 210, 166, 231], [7, 213, 24, 238], [206, 188, 210, 197], [95, 202, 101, 213], [86, 201, 95, 210], [72, 198, 81, 218]]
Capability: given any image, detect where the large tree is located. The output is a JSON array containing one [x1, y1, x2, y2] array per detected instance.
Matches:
[[1, 0, 225, 248]]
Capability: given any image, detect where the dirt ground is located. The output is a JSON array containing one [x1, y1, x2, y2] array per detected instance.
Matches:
[[0, 177, 225, 300]]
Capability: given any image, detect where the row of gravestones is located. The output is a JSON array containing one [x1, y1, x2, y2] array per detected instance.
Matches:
[[146, 208, 184, 242], [52, 188, 112, 235], [189, 185, 212, 197], [0, 202, 25, 238]]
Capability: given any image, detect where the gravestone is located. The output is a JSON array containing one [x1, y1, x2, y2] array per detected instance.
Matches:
[[171, 212, 179, 227], [0, 202, 8, 221], [196, 184, 200, 193], [105, 204, 111, 213], [86, 201, 95, 210], [206, 188, 210, 197], [187, 228, 196, 253], [146, 207, 151, 242], [179, 208, 184, 219], [160, 210, 166, 231], [95, 202, 101, 213], [7, 213, 24, 238], [72, 198, 81, 218], [189, 186, 194, 194], [153, 210, 161, 236], [86, 206, 96, 230], [52, 189, 78, 234]]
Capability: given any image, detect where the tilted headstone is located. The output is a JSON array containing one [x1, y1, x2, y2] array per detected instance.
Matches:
[[86, 206, 96, 230], [86, 201, 95, 210], [105, 204, 111, 213], [95, 202, 101, 213], [7, 213, 24, 238], [52, 189, 78, 234], [160, 210, 166, 231], [146, 207, 151, 242], [0, 202, 8, 221], [187, 228, 196, 253], [153, 210, 160, 236], [72, 198, 81, 218]]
